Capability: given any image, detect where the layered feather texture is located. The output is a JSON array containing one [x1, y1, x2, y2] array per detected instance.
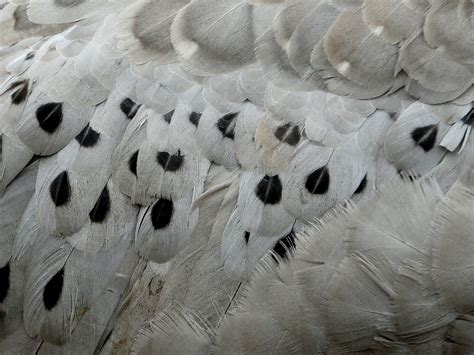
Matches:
[[0, 0, 472, 352], [137, 177, 474, 353]]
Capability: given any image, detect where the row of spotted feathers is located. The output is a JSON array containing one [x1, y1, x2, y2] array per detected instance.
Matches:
[[0, 0, 473, 353]]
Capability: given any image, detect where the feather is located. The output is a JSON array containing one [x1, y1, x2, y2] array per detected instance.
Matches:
[[237, 170, 295, 237], [399, 34, 473, 96], [195, 104, 240, 168], [431, 181, 474, 314], [26, 0, 114, 25], [384, 101, 451, 174], [282, 138, 367, 221], [323, 8, 399, 89], [287, 2, 340, 89], [16, 88, 94, 156], [112, 0, 190, 65], [256, 29, 314, 91], [170, 0, 256, 75], [134, 193, 199, 263], [362, 0, 426, 44], [272, 0, 315, 52], [133, 307, 212, 355]]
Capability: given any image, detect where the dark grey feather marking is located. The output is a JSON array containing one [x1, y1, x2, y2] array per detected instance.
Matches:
[[410, 124, 438, 152], [43, 267, 64, 311], [354, 174, 367, 194], [13, 5, 38, 31], [89, 186, 110, 223], [36, 102, 63, 134], [120, 98, 140, 120], [151, 198, 174, 230], [75, 125, 100, 148], [129, 151, 139, 176], [163, 110, 174, 124], [8, 80, 28, 105], [271, 232, 296, 263], [54, 0, 85, 7], [274, 123, 301, 146], [189, 112, 201, 127], [0, 262, 10, 303], [255, 175, 282, 205], [305, 166, 330, 195], [49, 171, 71, 207], [461, 108, 473, 126], [25, 52, 35, 60], [244, 231, 250, 244], [216, 113, 239, 140], [156, 151, 184, 172]]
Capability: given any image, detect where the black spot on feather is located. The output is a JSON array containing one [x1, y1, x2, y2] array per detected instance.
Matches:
[[255, 175, 282, 205], [120, 98, 140, 120], [36, 102, 63, 134], [411, 124, 438, 152], [43, 267, 64, 310], [354, 175, 367, 194], [8, 80, 28, 105], [156, 151, 184, 172], [305, 166, 330, 195], [75, 125, 100, 148], [216, 112, 239, 140], [274, 124, 301, 146], [25, 52, 34, 60], [0, 262, 10, 303], [151, 198, 174, 230], [49, 171, 71, 207], [189, 112, 201, 127], [89, 186, 110, 223], [129, 151, 139, 176], [244, 231, 250, 244], [271, 232, 296, 263], [163, 110, 174, 123]]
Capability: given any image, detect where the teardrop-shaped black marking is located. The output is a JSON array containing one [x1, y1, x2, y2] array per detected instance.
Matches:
[[271, 232, 296, 263], [156, 151, 184, 172], [25, 51, 35, 60], [49, 171, 71, 206], [305, 166, 330, 195], [244, 231, 250, 245], [75, 125, 100, 148], [0, 262, 10, 303], [354, 175, 367, 194], [410, 124, 438, 152], [163, 110, 174, 124], [461, 108, 473, 126], [43, 267, 64, 310], [216, 112, 239, 140], [129, 151, 139, 176], [89, 186, 110, 223], [151, 198, 174, 230], [8, 80, 28, 105], [189, 112, 201, 127], [120, 98, 140, 120], [255, 175, 282, 205], [36, 102, 63, 134], [274, 124, 301, 146]]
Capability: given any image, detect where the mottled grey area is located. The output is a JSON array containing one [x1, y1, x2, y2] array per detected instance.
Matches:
[[131, 2, 161, 50], [54, 0, 85, 8], [13, 5, 38, 31]]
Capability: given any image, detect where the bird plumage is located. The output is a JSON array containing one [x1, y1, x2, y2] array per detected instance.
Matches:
[[0, 0, 472, 353]]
